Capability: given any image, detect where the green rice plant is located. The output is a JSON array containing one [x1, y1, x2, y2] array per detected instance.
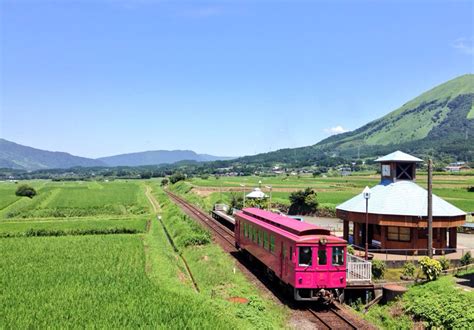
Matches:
[[0, 235, 254, 328]]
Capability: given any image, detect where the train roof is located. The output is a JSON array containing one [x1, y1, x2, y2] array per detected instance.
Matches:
[[237, 208, 345, 244]]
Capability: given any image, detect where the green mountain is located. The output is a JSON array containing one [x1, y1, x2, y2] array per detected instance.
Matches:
[[98, 150, 234, 167], [0, 139, 106, 171], [236, 74, 474, 165]]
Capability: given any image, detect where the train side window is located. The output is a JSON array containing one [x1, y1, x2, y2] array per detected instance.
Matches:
[[257, 229, 261, 245], [332, 247, 344, 265], [253, 227, 257, 242], [282, 243, 286, 258], [318, 249, 327, 265], [270, 235, 275, 253], [298, 247, 312, 266], [264, 232, 269, 250], [290, 247, 293, 261]]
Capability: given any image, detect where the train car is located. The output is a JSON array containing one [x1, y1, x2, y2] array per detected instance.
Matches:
[[234, 208, 347, 302]]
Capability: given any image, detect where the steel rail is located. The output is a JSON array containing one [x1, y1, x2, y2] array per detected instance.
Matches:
[[307, 306, 357, 330]]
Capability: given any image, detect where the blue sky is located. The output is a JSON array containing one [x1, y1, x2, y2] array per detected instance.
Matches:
[[1, 0, 472, 158]]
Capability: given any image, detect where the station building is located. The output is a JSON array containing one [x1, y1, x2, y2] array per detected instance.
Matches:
[[336, 151, 466, 253]]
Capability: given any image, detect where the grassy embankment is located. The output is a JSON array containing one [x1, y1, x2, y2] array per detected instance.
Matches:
[[0, 180, 287, 328], [357, 270, 474, 329]]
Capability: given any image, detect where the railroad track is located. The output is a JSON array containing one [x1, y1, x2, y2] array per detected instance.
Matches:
[[307, 305, 357, 330], [166, 191, 236, 249], [165, 190, 371, 330]]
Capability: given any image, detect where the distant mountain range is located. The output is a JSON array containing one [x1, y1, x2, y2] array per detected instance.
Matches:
[[233, 74, 474, 165], [97, 151, 234, 167], [0, 139, 233, 171]]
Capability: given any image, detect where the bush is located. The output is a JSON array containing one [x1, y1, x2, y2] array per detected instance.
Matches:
[[402, 262, 416, 278], [160, 178, 169, 186], [419, 257, 442, 281], [438, 256, 450, 270], [347, 245, 355, 255], [15, 184, 37, 198], [288, 188, 318, 215], [467, 186, 474, 192], [371, 259, 386, 280], [170, 172, 186, 184], [460, 251, 473, 266]]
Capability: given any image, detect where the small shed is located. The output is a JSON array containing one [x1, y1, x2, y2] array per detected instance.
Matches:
[[336, 151, 466, 253]]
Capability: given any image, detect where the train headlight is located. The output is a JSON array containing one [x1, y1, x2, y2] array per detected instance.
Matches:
[[319, 238, 327, 245]]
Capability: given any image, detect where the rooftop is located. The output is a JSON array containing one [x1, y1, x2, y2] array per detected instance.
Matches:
[[374, 150, 423, 163], [336, 180, 465, 217]]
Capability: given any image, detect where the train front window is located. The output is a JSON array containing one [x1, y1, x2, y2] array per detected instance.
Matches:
[[298, 247, 312, 267], [318, 249, 327, 265], [332, 247, 344, 266]]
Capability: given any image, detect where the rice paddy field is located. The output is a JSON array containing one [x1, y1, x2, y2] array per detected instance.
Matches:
[[178, 173, 474, 215], [0, 180, 287, 328]]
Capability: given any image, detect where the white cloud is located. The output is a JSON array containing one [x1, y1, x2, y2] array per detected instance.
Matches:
[[452, 37, 474, 55], [324, 125, 349, 135]]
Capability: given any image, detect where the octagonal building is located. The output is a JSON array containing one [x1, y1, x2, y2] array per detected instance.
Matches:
[[336, 151, 466, 253]]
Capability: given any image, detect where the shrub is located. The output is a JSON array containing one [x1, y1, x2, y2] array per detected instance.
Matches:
[[419, 257, 442, 281], [467, 186, 474, 192], [160, 178, 169, 186], [347, 245, 355, 255], [371, 259, 386, 280], [402, 262, 416, 278], [170, 172, 186, 184], [438, 256, 450, 270], [15, 184, 37, 198], [288, 188, 318, 215], [460, 251, 473, 266]]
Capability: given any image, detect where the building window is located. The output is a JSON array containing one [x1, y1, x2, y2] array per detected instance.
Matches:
[[318, 249, 327, 265], [387, 226, 410, 242], [396, 163, 414, 180], [332, 247, 344, 265], [298, 247, 312, 266]]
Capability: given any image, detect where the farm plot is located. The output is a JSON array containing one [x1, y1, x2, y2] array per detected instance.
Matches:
[[1, 181, 151, 219], [0, 217, 148, 237], [0, 234, 246, 328]]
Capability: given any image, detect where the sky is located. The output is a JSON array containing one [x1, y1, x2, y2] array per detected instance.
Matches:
[[0, 0, 473, 158]]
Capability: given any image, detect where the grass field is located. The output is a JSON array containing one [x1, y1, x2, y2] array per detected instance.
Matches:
[[0, 181, 150, 219], [0, 179, 287, 328], [177, 173, 474, 213]]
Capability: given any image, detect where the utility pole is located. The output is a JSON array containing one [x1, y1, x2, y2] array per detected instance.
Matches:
[[428, 159, 433, 258]]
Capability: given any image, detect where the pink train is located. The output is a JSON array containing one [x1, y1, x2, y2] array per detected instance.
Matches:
[[234, 208, 347, 302]]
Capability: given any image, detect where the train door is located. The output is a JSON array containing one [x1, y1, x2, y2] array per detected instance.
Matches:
[[235, 218, 241, 245], [315, 244, 329, 286], [280, 241, 286, 279]]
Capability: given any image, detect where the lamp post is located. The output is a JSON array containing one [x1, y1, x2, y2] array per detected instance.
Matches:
[[240, 183, 246, 209], [363, 186, 371, 261], [265, 185, 272, 211]]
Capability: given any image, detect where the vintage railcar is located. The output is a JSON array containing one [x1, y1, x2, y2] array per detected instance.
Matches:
[[235, 208, 347, 301]]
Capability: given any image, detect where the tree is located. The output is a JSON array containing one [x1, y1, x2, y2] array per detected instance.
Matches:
[[140, 171, 152, 179], [15, 184, 37, 198], [169, 172, 186, 184], [160, 178, 169, 186], [288, 188, 318, 215], [228, 193, 243, 213]]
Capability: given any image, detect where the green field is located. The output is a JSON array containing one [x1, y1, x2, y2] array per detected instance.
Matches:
[[0, 180, 286, 328], [176, 173, 474, 213]]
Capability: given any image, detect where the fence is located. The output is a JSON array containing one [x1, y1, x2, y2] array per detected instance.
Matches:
[[346, 253, 372, 283]]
